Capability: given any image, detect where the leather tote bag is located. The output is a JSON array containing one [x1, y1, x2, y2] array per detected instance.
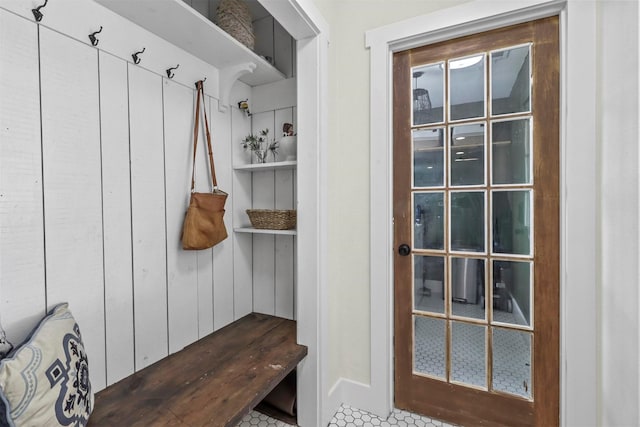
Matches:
[[182, 80, 228, 250]]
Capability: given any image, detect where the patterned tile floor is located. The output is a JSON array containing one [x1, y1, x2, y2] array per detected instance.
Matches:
[[414, 288, 532, 399], [328, 405, 458, 427], [237, 410, 295, 427], [237, 405, 457, 427]]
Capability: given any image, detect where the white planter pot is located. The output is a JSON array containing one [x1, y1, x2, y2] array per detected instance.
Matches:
[[279, 136, 297, 161]]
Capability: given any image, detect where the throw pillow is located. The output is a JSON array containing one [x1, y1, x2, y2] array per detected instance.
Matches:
[[0, 324, 12, 359], [0, 303, 93, 426]]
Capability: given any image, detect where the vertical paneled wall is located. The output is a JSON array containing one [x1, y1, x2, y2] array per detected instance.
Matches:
[[247, 105, 297, 320], [0, 7, 252, 391], [98, 51, 135, 385], [0, 9, 46, 344], [39, 26, 107, 387]]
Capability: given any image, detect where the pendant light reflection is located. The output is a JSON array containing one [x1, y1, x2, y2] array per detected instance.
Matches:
[[449, 55, 483, 70]]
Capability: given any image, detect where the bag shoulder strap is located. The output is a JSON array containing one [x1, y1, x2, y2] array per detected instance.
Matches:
[[190, 80, 218, 192]]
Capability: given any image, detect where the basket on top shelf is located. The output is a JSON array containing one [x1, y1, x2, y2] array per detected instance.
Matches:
[[246, 209, 296, 230], [214, 0, 255, 50]]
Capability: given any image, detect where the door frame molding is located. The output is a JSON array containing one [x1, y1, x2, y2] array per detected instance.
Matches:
[[364, 1, 597, 425]]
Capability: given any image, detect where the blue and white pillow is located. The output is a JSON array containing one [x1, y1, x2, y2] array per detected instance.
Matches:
[[0, 303, 93, 426]]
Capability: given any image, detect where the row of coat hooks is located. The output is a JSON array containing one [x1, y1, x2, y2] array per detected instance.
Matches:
[[31, 0, 182, 79]]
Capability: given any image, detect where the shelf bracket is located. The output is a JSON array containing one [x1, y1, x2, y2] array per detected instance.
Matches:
[[218, 62, 257, 112]]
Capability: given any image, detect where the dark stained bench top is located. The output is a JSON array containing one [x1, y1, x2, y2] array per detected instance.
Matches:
[[88, 313, 307, 427]]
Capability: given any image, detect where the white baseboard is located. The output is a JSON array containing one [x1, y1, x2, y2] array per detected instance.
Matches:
[[323, 379, 344, 426], [323, 377, 392, 425]]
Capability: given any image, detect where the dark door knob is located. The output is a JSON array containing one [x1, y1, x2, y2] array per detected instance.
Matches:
[[398, 244, 411, 256]]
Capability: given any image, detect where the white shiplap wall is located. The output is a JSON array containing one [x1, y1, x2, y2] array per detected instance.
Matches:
[[246, 105, 297, 319], [0, 4, 296, 393]]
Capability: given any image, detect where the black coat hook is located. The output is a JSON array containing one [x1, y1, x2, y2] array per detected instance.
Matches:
[[89, 26, 103, 47], [166, 64, 180, 79], [193, 77, 207, 88], [132, 48, 145, 65], [32, 0, 48, 22]]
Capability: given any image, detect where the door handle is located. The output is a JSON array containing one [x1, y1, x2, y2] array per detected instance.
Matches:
[[398, 244, 411, 256]]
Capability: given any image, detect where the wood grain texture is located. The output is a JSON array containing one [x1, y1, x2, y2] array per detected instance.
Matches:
[[39, 27, 107, 390], [531, 16, 560, 427], [98, 51, 135, 385], [392, 48, 414, 411], [89, 313, 307, 427], [394, 16, 559, 427], [128, 64, 168, 369], [0, 9, 46, 344]]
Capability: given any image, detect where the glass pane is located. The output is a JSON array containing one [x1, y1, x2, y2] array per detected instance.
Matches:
[[492, 190, 531, 255], [451, 321, 486, 388], [492, 328, 532, 399], [450, 123, 485, 186], [492, 118, 531, 185], [451, 257, 485, 319], [414, 256, 445, 314], [491, 45, 531, 116], [449, 54, 485, 121], [492, 260, 532, 327], [450, 192, 485, 252], [414, 192, 444, 250], [413, 128, 444, 187], [412, 63, 444, 125], [414, 316, 446, 379]]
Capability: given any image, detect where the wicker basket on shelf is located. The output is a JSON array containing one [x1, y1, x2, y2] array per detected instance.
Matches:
[[214, 0, 255, 50], [246, 209, 296, 230]]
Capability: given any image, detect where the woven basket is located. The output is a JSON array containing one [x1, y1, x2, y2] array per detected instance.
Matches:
[[246, 209, 296, 230], [214, 0, 255, 50]]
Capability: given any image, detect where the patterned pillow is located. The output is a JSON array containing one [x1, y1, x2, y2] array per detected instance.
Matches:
[[0, 303, 93, 426], [0, 326, 12, 359]]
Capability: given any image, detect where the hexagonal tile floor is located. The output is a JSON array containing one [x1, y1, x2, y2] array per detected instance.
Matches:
[[236, 405, 457, 427], [328, 405, 458, 427], [236, 410, 296, 427]]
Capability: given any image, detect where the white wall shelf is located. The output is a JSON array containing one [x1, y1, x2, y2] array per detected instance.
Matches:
[[95, 0, 285, 87], [234, 227, 297, 235], [234, 160, 297, 171]]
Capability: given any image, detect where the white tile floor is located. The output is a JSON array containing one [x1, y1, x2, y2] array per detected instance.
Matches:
[[237, 404, 457, 427], [413, 296, 532, 399], [328, 405, 458, 427], [237, 410, 295, 427]]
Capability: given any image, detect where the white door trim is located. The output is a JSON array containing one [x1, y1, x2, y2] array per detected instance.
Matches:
[[364, 1, 598, 425]]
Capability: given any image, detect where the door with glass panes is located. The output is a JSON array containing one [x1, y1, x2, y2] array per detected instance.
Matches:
[[393, 17, 559, 426]]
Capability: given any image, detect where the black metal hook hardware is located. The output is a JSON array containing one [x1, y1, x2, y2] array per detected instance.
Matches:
[[166, 64, 180, 79], [32, 0, 48, 22], [88, 26, 103, 47], [132, 48, 145, 65], [194, 77, 207, 88]]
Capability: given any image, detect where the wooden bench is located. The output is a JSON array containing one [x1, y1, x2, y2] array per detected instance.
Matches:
[[89, 313, 307, 427]]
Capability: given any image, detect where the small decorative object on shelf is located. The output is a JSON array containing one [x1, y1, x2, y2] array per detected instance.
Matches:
[[246, 209, 296, 230], [214, 0, 254, 50], [241, 128, 278, 163], [237, 99, 251, 116], [279, 123, 297, 161]]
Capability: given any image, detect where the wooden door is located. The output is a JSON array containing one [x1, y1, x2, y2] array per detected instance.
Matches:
[[393, 17, 559, 426]]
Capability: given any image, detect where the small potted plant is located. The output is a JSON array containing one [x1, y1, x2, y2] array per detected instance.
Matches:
[[279, 123, 297, 161], [241, 128, 278, 163]]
